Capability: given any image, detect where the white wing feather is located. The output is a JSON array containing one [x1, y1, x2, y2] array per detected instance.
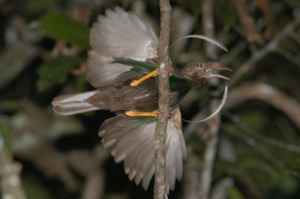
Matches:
[[52, 91, 98, 116], [99, 108, 186, 191], [87, 7, 158, 87]]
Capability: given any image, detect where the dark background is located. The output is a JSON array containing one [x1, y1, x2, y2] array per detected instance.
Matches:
[[0, 0, 299, 198]]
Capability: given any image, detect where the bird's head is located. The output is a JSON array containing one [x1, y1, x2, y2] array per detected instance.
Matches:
[[180, 62, 232, 86]]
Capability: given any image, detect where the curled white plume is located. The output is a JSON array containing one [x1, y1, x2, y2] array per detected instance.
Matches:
[[182, 86, 228, 123], [170, 34, 228, 52]]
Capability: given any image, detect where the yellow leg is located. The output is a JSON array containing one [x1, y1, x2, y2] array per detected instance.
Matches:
[[130, 69, 159, 87], [125, 110, 158, 117]]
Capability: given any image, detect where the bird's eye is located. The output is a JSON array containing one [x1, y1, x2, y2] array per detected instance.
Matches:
[[196, 63, 203, 68]]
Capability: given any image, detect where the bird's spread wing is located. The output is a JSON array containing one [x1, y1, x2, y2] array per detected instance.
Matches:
[[99, 108, 186, 192], [87, 7, 159, 87]]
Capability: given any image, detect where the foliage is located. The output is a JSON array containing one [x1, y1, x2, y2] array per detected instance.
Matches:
[[31, 13, 89, 49], [37, 56, 85, 92]]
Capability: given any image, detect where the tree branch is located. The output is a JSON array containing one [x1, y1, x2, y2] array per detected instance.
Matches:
[[0, 136, 27, 199], [229, 17, 300, 87], [200, 0, 221, 199], [224, 82, 300, 129], [154, 0, 172, 198], [231, 0, 264, 44]]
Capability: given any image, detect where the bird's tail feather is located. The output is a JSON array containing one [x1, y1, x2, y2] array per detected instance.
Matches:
[[52, 91, 99, 116]]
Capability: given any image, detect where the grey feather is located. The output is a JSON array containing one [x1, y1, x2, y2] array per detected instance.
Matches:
[[99, 108, 186, 191], [52, 91, 98, 116], [87, 7, 158, 87]]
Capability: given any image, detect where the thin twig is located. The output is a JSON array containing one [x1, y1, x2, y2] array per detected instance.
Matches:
[[154, 0, 172, 198], [199, 0, 220, 199], [223, 112, 300, 153], [221, 124, 284, 168], [224, 82, 300, 129], [229, 17, 300, 87], [231, 0, 264, 44], [80, 145, 108, 199], [0, 136, 27, 199]]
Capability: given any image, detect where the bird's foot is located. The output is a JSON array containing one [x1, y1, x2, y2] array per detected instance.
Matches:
[[130, 66, 174, 87], [125, 110, 158, 117], [130, 69, 159, 87]]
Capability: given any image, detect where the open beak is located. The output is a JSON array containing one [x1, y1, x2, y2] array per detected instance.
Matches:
[[205, 66, 232, 81]]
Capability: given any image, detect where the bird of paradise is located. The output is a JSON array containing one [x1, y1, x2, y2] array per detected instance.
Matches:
[[52, 7, 231, 192]]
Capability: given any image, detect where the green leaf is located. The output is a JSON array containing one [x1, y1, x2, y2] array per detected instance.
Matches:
[[0, 120, 12, 152], [227, 186, 245, 199], [37, 56, 84, 92], [31, 13, 89, 49], [23, 175, 53, 199], [240, 111, 269, 132], [23, 0, 59, 14], [285, 155, 300, 176]]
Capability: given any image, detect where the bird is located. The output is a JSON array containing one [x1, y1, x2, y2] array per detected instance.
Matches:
[[52, 7, 231, 192]]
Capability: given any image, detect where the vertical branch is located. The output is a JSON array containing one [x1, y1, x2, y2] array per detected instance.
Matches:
[[154, 0, 172, 198], [200, 0, 220, 199], [202, 0, 217, 59], [0, 136, 27, 199]]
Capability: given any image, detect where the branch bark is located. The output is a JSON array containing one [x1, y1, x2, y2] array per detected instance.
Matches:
[[154, 0, 172, 199]]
